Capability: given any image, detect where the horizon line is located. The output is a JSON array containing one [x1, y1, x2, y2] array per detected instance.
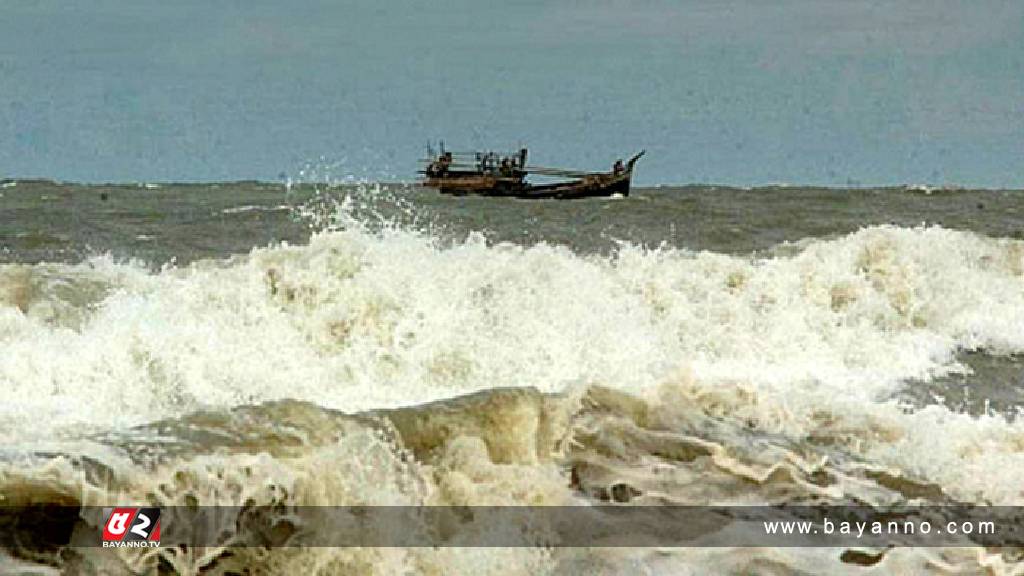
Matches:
[[2, 177, 1020, 193]]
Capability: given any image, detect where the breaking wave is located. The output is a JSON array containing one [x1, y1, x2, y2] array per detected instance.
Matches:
[[2, 189, 1024, 573]]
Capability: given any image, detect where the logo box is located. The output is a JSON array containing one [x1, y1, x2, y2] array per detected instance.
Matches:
[[102, 507, 161, 543]]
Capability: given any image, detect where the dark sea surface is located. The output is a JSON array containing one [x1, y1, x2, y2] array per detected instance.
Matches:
[[3, 180, 1023, 265], [2, 178, 1024, 574]]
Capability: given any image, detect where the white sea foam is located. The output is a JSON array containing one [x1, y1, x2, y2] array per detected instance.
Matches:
[[1, 223, 1024, 504], [221, 204, 291, 214]]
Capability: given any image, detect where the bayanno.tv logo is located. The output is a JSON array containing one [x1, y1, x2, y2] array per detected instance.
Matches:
[[101, 507, 161, 548]]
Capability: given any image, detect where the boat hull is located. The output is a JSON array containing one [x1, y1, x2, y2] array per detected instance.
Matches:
[[513, 171, 631, 199], [421, 150, 643, 200]]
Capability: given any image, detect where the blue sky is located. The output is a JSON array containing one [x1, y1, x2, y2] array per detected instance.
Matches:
[[1, 0, 1021, 186]]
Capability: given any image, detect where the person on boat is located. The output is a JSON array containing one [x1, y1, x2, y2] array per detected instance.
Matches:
[[435, 152, 452, 175], [613, 159, 625, 174]]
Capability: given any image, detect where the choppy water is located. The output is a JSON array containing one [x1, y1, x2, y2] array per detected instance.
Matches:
[[2, 179, 1024, 574]]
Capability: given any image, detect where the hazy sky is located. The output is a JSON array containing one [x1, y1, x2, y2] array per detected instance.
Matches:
[[1, 1, 1021, 186]]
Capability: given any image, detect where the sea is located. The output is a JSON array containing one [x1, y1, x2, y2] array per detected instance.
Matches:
[[2, 178, 1024, 574]]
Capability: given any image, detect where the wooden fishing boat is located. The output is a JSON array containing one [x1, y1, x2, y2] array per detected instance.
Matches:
[[419, 146, 644, 199]]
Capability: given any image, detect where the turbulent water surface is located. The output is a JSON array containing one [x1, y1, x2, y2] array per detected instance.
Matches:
[[2, 179, 1024, 574]]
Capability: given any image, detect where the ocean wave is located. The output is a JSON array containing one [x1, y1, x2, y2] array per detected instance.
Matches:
[[1, 222, 1024, 511], [0, 383, 1011, 573]]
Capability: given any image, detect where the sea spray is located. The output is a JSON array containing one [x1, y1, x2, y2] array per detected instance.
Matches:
[[3, 186, 1024, 572]]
